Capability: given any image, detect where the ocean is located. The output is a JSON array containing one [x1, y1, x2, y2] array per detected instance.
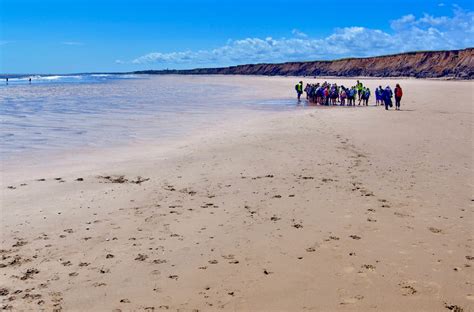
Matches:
[[0, 74, 298, 163]]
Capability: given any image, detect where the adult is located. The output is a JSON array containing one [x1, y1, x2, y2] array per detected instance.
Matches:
[[382, 86, 393, 110], [394, 84, 403, 110], [295, 81, 303, 101], [356, 80, 363, 100]]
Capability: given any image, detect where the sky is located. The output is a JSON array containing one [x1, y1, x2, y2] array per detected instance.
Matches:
[[1, 0, 473, 74]]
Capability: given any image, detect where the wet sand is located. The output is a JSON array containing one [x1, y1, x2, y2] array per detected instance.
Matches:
[[1, 78, 473, 311]]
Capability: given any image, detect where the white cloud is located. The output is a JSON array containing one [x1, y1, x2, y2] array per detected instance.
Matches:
[[129, 7, 474, 67], [390, 14, 416, 30], [292, 29, 308, 38], [61, 41, 83, 46]]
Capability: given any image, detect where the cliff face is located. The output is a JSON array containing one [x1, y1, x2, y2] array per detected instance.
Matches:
[[136, 48, 474, 79]]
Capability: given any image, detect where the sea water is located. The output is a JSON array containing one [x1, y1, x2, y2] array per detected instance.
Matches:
[[0, 74, 297, 163]]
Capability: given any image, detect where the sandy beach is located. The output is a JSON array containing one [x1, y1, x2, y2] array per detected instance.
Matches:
[[1, 78, 473, 311]]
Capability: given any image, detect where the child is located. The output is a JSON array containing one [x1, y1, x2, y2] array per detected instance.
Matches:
[[375, 87, 381, 106], [340, 88, 347, 106], [364, 88, 370, 106]]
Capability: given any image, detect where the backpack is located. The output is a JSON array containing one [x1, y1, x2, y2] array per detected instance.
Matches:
[[395, 87, 403, 97]]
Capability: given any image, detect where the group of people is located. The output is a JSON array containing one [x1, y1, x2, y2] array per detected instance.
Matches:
[[295, 80, 403, 110]]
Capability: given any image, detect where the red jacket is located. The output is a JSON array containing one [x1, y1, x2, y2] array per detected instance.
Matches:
[[395, 87, 403, 98]]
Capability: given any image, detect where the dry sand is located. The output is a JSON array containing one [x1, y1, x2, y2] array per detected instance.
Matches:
[[1, 78, 473, 311]]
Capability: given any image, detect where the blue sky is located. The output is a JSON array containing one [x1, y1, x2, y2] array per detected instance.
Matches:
[[1, 0, 473, 73]]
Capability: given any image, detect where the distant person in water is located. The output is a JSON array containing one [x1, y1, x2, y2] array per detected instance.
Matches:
[[295, 81, 303, 101], [29, 77, 32, 84], [383, 86, 393, 110], [5, 78, 8, 84], [394, 84, 403, 110]]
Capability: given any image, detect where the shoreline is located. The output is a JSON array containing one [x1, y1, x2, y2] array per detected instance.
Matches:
[[1, 79, 473, 311]]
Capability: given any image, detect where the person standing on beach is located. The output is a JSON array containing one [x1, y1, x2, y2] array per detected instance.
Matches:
[[356, 80, 363, 101], [340, 87, 347, 106], [304, 83, 310, 100], [295, 81, 303, 101], [362, 87, 370, 106], [6, 78, 8, 84], [375, 86, 381, 106], [29, 77, 32, 84], [383, 86, 393, 110], [394, 84, 403, 110]]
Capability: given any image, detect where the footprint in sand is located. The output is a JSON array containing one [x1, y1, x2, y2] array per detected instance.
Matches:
[[12, 239, 28, 248], [444, 303, 464, 311], [100, 268, 110, 274], [20, 268, 40, 280], [428, 227, 443, 234], [135, 254, 148, 261], [400, 283, 417, 296], [361, 264, 376, 271], [340, 295, 364, 305], [152, 259, 167, 264]]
